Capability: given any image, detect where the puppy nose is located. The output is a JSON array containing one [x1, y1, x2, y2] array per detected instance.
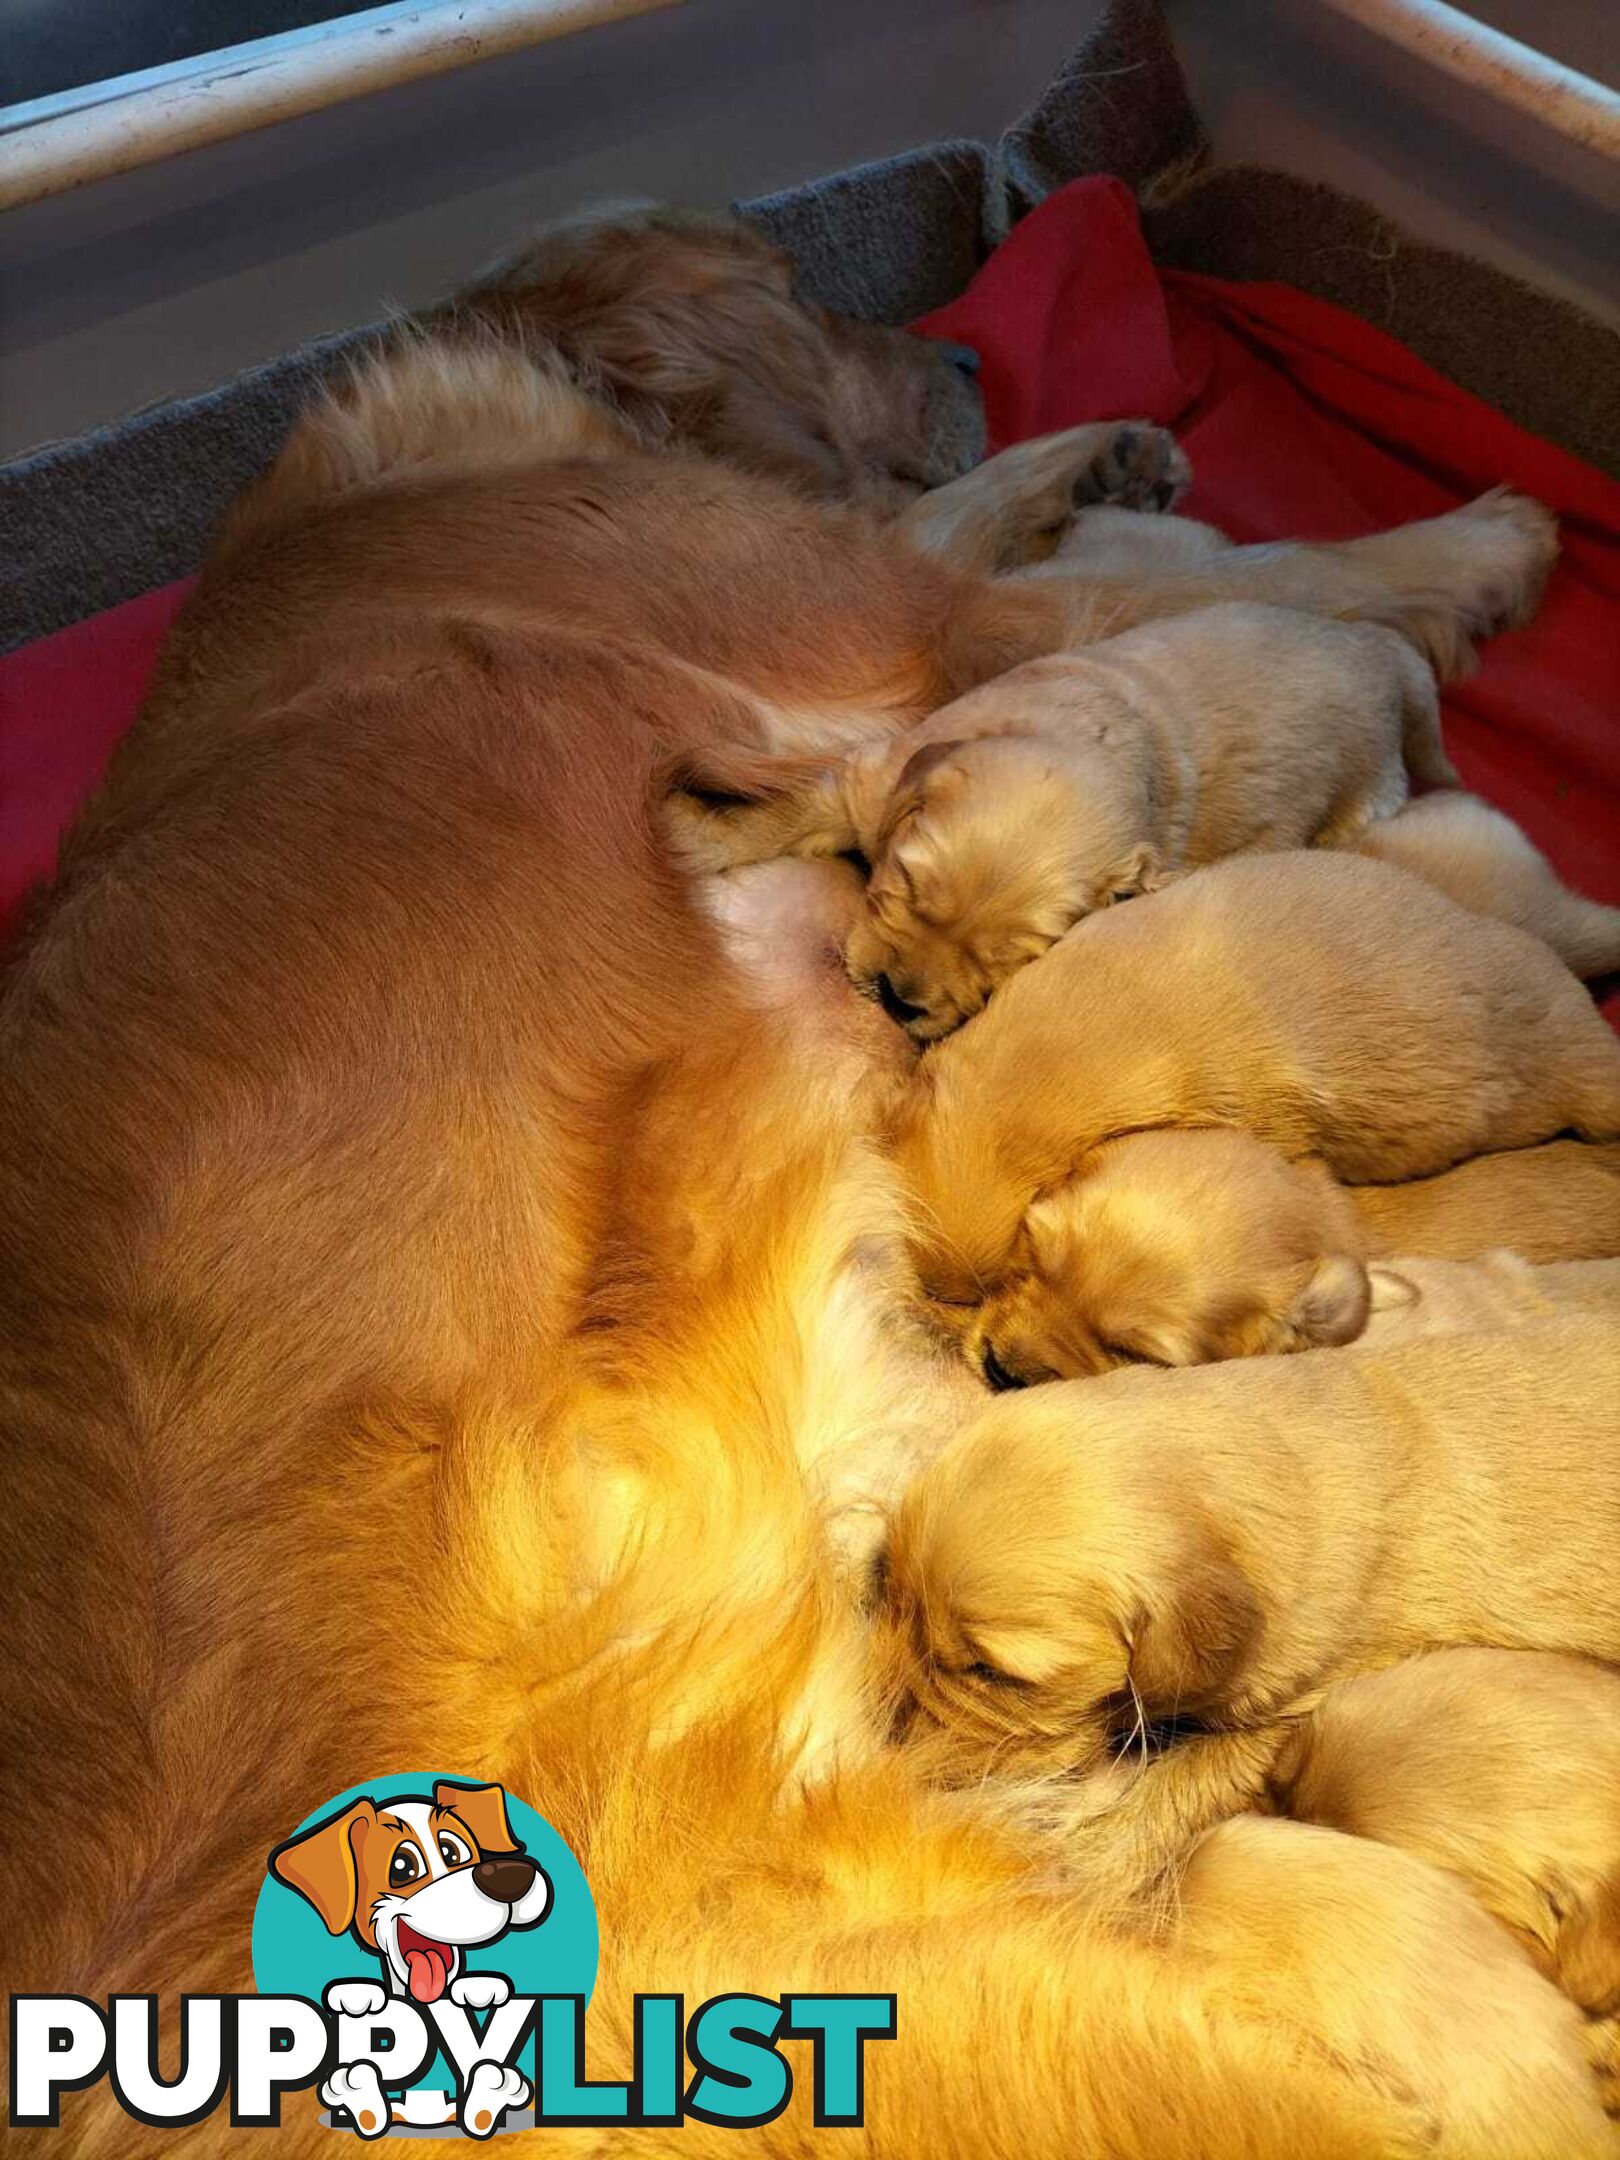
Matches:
[[981, 1344, 1027, 1393], [933, 340, 981, 377], [473, 1854, 537, 1902], [874, 974, 928, 1028]]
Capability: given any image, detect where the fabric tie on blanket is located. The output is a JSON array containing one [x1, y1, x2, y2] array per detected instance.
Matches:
[[2, 177, 1616, 1036]]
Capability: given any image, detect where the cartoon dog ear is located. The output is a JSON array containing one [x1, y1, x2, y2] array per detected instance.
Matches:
[[268, 1800, 376, 1935], [434, 1780, 520, 1856]]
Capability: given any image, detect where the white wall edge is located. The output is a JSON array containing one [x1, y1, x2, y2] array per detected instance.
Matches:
[[0, 0, 684, 213]]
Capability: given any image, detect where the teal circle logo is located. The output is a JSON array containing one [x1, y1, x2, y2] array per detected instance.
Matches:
[[251, 1773, 596, 2134]]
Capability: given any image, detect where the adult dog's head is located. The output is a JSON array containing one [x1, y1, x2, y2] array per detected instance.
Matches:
[[456, 204, 984, 510]]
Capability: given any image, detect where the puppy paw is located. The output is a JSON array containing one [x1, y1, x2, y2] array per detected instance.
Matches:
[[1445, 488, 1559, 637], [449, 1972, 512, 2011], [460, 2061, 530, 2137], [321, 2061, 390, 2139], [1071, 422, 1191, 515], [324, 1980, 388, 2019]]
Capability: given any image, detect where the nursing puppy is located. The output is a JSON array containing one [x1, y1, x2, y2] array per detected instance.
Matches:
[[895, 852, 1620, 1298], [841, 610, 1451, 1027], [964, 1128, 1620, 1386], [669, 605, 1451, 1026], [877, 1313, 1620, 1786], [1271, 1650, 1620, 2024]]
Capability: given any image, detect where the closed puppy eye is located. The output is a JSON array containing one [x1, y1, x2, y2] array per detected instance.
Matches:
[[961, 1659, 1030, 1690]]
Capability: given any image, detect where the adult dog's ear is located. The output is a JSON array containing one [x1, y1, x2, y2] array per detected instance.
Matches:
[[268, 1800, 376, 1934], [435, 1780, 521, 1856], [1286, 1254, 1373, 1348]]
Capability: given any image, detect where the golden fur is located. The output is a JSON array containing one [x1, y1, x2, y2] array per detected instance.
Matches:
[[962, 1128, 1620, 1385], [1272, 1650, 1620, 2022], [894, 851, 1620, 1299], [1353, 1138, 1620, 1260], [1351, 787, 1620, 978], [878, 1313, 1620, 1786], [450, 203, 986, 512], [2, 294, 1610, 2154]]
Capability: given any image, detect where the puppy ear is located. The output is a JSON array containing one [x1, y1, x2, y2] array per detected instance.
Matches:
[[874, 739, 967, 857], [268, 1800, 375, 1934], [1286, 1254, 1372, 1348], [1129, 1547, 1263, 1712], [1367, 1265, 1420, 1312], [434, 1779, 520, 1856], [1100, 841, 1165, 902]]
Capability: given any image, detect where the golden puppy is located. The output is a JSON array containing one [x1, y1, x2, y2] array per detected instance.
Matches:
[[967, 1128, 1375, 1385], [1271, 1650, 1620, 2021], [669, 605, 1451, 1031], [896, 852, 1620, 1298], [878, 1312, 1620, 1788], [841, 609, 1451, 1030], [963, 1128, 1620, 1386]]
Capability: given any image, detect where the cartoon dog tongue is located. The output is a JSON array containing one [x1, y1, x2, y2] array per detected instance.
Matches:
[[402, 1936, 450, 2003]]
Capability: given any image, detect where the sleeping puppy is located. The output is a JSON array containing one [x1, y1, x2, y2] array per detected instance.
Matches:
[[841, 610, 1451, 1029], [894, 852, 1620, 1299], [876, 1311, 1620, 1786], [667, 605, 1451, 1028], [1270, 1650, 1620, 2025], [961, 1127, 1620, 1386]]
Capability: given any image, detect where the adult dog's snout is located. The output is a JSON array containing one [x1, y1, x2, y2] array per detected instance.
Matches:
[[474, 1853, 538, 1903]]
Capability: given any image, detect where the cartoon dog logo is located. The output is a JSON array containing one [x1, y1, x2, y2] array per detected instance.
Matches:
[[269, 1780, 551, 2136]]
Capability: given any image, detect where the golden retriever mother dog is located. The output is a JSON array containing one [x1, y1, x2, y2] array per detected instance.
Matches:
[[1, 258, 1603, 2150]]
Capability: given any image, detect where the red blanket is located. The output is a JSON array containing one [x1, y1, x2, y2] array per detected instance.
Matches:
[[5, 177, 1618, 1017]]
